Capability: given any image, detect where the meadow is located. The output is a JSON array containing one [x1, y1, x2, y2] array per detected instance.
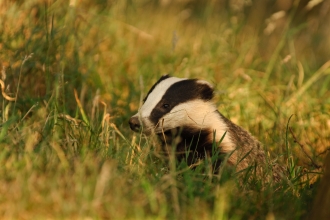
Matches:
[[0, 0, 329, 219]]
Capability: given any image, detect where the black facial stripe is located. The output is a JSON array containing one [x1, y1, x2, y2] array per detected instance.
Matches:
[[149, 79, 214, 126], [143, 74, 171, 103]]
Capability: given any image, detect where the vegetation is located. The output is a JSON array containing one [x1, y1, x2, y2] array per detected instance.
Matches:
[[0, 0, 329, 219]]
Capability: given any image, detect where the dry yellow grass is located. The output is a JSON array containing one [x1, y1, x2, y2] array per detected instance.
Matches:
[[0, 0, 329, 219]]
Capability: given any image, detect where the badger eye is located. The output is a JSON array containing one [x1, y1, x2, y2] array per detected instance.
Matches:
[[162, 104, 170, 109]]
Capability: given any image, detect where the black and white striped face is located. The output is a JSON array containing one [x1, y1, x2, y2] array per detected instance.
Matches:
[[129, 75, 216, 135]]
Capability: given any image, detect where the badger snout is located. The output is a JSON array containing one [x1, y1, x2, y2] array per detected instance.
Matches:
[[129, 116, 141, 132]]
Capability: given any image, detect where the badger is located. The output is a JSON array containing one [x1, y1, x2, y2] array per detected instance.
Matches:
[[129, 75, 281, 179]]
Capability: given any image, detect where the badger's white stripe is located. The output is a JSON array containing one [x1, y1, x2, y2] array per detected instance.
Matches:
[[155, 99, 235, 153], [138, 77, 186, 118]]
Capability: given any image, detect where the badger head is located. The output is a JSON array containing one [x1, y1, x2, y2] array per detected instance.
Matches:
[[129, 75, 218, 135], [129, 75, 266, 172]]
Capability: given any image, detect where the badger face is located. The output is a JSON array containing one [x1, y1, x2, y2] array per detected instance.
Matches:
[[129, 75, 267, 174], [129, 75, 216, 135]]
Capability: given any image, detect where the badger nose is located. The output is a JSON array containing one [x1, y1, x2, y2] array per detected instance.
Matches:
[[129, 116, 141, 132]]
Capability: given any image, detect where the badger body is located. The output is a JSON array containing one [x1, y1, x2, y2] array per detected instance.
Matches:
[[129, 75, 267, 172]]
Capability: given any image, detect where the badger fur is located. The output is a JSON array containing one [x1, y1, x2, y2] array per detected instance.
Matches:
[[129, 75, 281, 179]]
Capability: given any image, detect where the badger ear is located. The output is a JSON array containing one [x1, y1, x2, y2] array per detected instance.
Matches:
[[196, 80, 214, 100]]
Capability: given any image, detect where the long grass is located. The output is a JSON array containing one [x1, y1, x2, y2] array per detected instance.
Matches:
[[0, 0, 329, 219]]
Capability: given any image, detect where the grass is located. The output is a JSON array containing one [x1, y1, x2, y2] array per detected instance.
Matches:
[[0, 0, 329, 219]]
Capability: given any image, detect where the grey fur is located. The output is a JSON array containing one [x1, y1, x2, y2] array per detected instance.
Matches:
[[218, 112, 284, 181]]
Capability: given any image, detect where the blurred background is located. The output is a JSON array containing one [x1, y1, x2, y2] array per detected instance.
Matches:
[[1, 0, 329, 99], [1, 0, 329, 160], [0, 0, 329, 218]]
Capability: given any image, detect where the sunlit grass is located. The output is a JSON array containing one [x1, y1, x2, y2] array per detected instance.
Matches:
[[0, 0, 329, 219]]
